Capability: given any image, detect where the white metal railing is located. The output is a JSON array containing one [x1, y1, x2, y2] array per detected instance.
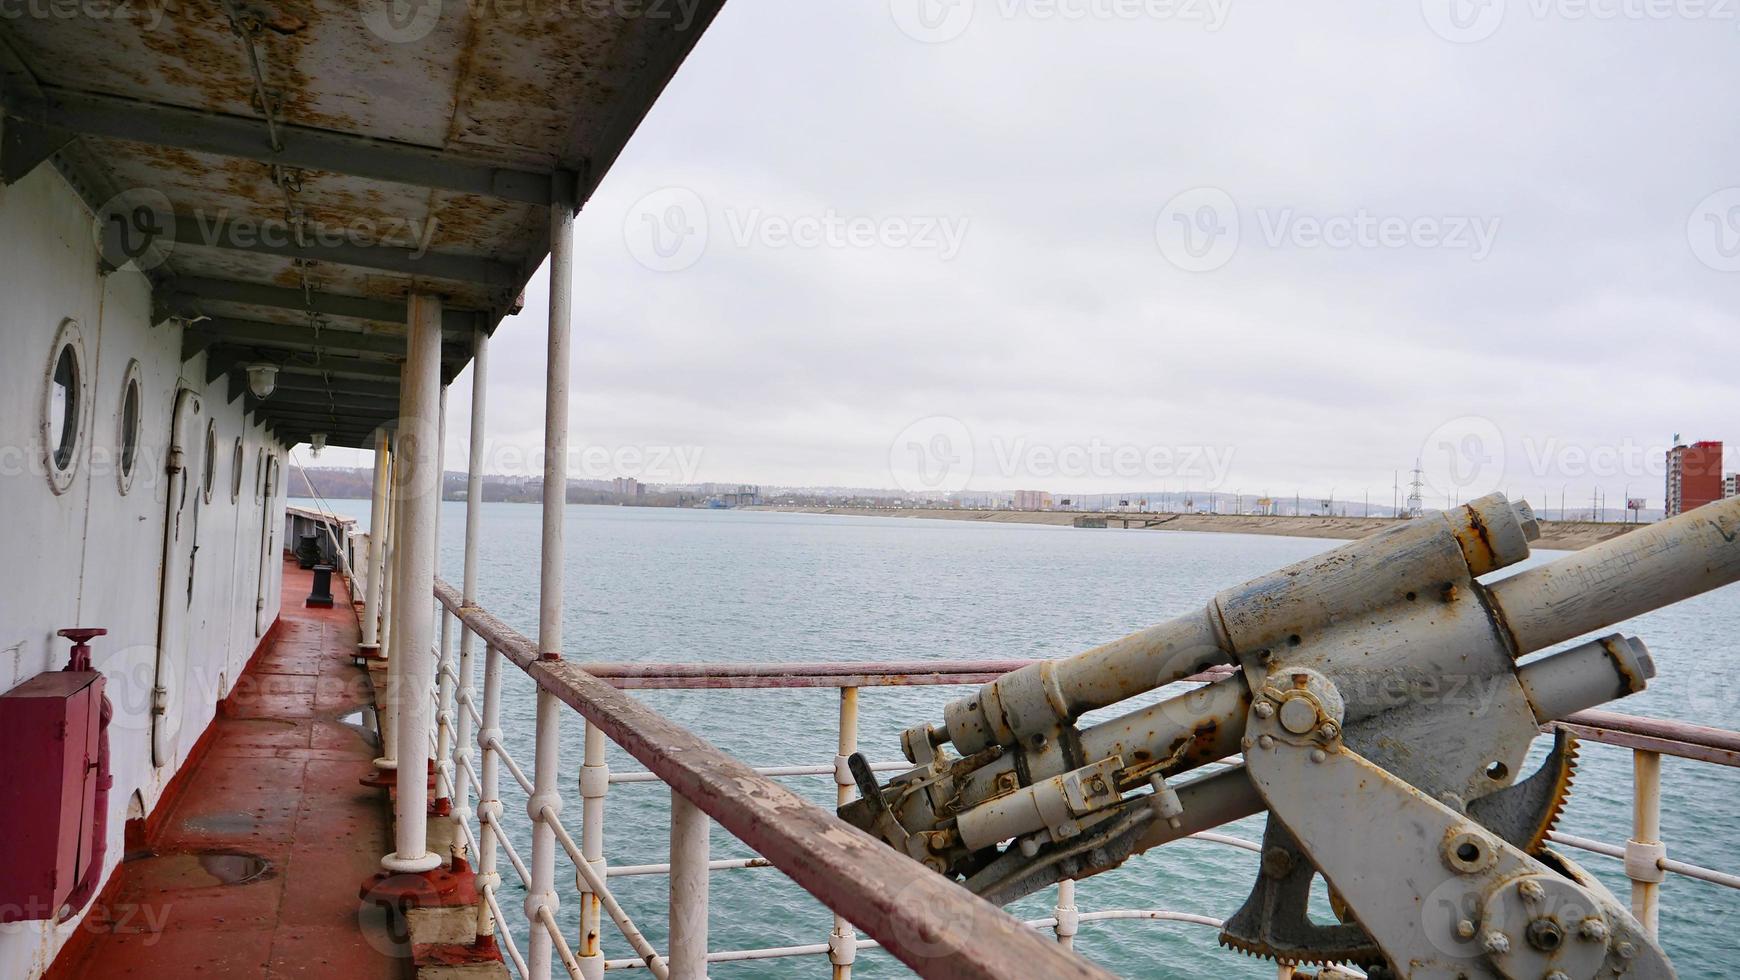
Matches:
[[414, 593, 1740, 980], [430, 596, 1249, 979]]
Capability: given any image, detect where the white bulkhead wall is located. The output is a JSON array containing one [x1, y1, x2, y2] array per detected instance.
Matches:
[[0, 164, 289, 978]]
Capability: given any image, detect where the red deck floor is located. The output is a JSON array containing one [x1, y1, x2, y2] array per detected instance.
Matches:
[[55, 559, 406, 979]]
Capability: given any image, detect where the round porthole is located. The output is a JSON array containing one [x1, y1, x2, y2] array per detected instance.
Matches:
[[42, 319, 87, 494], [117, 360, 143, 496], [231, 439, 244, 502], [202, 420, 217, 504]]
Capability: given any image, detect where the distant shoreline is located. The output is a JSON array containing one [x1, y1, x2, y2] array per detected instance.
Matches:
[[744, 505, 1638, 551]]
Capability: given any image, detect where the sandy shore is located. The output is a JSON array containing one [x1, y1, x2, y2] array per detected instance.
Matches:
[[745, 505, 1638, 551]]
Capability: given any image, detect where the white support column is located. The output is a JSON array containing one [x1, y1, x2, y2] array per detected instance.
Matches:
[[434, 389, 454, 814], [453, 328, 489, 869], [359, 428, 390, 653], [830, 687, 859, 979], [527, 198, 575, 980], [381, 291, 444, 876], [668, 791, 710, 980], [1627, 749, 1665, 937]]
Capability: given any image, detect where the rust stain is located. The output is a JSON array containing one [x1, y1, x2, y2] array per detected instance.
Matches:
[[1455, 503, 1498, 572]]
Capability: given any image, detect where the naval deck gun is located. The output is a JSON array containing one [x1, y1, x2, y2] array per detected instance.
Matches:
[[843, 492, 1740, 978]]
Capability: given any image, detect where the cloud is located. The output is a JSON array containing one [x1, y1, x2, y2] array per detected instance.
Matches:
[[318, 0, 1740, 506]]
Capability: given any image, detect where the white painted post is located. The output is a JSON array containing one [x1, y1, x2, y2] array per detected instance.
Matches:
[[475, 637, 504, 944], [1053, 879, 1078, 950], [359, 428, 389, 653], [435, 605, 454, 810], [434, 390, 453, 814], [374, 417, 400, 774], [380, 292, 444, 876], [528, 688, 564, 980], [453, 328, 489, 869], [668, 791, 710, 980], [830, 687, 859, 979], [374, 447, 393, 645], [1627, 749, 1665, 937], [380, 431, 400, 661], [527, 199, 575, 980], [578, 723, 608, 978]]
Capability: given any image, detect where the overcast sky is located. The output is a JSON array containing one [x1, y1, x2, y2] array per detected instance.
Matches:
[[315, 0, 1739, 510]]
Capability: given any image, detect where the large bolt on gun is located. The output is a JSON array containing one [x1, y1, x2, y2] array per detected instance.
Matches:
[[842, 493, 1740, 978]]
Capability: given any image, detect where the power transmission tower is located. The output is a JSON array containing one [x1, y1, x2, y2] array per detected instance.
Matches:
[[1406, 460, 1426, 519]]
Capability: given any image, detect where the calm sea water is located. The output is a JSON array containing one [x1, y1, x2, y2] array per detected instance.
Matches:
[[306, 500, 1740, 976]]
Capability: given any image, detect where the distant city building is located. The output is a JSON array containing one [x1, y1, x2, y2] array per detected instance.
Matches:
[[1665, 439, 1724, 517], [612, 477, 644, 499], [717, 485, 761, 508], [1012, 490, 1052, 511], [1725, 473, 1739, 499]]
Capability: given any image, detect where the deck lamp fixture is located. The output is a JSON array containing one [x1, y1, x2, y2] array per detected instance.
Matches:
[[246, 363, 278, 399]]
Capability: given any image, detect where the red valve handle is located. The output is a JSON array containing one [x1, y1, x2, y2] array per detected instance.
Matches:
[[56, 628, 107, 672]]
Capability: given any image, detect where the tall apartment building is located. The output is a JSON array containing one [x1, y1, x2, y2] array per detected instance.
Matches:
[[1725, 473, 1739, 499], [1012, 489, 1053, 511], [1665, 439, 1724, 517]]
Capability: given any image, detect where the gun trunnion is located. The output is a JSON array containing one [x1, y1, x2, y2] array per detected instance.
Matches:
[[843, 493, 1740, 978]]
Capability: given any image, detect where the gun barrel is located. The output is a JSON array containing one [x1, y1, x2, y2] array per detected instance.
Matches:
[[931, 494, 1538, 758], [1486, 496, 1740, 656]]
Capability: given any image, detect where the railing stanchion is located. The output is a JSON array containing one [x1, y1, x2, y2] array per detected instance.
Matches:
[[434, 606, 454, 814], [528, 189, 576, 980], [373, 396, 402, 776], [432, 390, 453, 815], [668, 790, 710, 980], [1627, 749, 1666, 937], [1054, 879, 1078, 950], [453, 326, 489, 873], [358, 429, 389, 655], [578, 722, 608, 978], [830, 686, 860, 979], [474, 639, 504, 947], [528, 688, 564, 980], [376, 437, 397, 657]]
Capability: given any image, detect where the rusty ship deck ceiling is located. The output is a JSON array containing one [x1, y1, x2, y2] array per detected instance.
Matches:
[[0, 0, 723, 447]]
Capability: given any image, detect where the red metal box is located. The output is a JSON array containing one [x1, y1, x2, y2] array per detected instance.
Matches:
[[0, 671, 104, 922]]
